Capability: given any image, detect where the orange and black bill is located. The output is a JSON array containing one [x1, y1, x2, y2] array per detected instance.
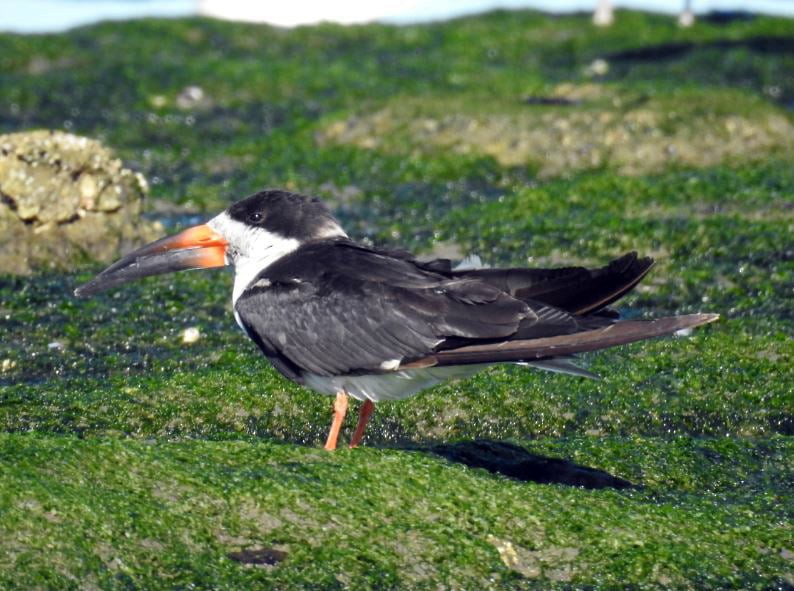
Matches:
[[74, 224, 227, 297]]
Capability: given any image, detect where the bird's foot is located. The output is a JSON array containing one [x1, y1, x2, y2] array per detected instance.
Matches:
[[349, 400, 375, 449], [323, 391, 348, 451]]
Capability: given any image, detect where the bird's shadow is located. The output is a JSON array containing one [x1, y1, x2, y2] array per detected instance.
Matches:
[[404, 440, 634, 490]]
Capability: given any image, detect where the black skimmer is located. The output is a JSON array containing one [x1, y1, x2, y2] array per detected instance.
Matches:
[[75, 189, 718, 450]]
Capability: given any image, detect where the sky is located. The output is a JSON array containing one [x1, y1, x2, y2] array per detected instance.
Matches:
[[1, 0, 792, 33]]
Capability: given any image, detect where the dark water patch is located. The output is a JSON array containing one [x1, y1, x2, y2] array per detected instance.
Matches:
[[337, 174, 510, 252], [701, 10, 757, 24], [0, 268, 236, 389], [605, 36, 794, 62], [522, 96, 581, 107]]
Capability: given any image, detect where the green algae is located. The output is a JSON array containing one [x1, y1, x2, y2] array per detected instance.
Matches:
[[1, 9, 793, 590], [1, 11, 793, 210], [0, 434, 791, 590]]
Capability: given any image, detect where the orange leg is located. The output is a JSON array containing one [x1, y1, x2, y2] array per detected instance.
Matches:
[[349, 400, 375, 449], [324, 391, 349, 451]]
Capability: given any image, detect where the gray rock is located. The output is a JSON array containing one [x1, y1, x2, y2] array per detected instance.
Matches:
[[0, 130, 163, 274]]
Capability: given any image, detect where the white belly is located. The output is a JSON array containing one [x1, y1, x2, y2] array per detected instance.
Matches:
[[301, 356, 596, 402], [302, 365, 489, 402]]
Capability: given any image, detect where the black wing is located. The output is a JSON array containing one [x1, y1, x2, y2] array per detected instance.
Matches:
[[424, 252, 654, 315], [234, 241, 605, 379]]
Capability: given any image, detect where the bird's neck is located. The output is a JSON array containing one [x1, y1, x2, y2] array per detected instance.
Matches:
[[231, 241, 300, 304]]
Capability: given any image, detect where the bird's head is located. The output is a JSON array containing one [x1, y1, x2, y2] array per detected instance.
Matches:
[[74, 189, 347, 298]]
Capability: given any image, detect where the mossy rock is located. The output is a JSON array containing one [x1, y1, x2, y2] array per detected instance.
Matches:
[[0, 130, 161, 274], [317, 89, 794, 177]]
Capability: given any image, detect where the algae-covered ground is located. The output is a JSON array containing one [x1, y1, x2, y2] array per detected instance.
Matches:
[[1, 9, 793, 590]]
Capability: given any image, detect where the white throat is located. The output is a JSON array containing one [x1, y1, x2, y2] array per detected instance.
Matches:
[[207, 213, 302, 305], [230, 252, 296, 304]]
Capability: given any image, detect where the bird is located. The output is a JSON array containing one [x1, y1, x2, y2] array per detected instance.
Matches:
[[75, 189, 718, 450]]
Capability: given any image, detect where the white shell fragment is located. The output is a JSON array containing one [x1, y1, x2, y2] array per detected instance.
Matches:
[[181, 327, 201, 344]]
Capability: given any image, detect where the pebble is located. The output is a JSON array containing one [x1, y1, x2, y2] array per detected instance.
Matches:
[[182, 327, 201, 344]]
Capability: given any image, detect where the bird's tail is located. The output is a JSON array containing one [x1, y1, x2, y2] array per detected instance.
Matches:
[[401, 313, 719, 368]]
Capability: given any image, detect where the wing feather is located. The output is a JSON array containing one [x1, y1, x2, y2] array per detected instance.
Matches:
[[401, 314, 719, 368], [450, 252, 654, 314]]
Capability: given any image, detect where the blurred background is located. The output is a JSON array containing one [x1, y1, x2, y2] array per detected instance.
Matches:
[[3, 0, 794, 32]]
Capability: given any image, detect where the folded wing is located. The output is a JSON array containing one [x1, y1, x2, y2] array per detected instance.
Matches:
[[234, 241, 615, 379], [441, 251, 654, 314]]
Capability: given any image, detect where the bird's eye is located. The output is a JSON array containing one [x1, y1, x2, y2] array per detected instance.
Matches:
[[248, 212, 263, 223]]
